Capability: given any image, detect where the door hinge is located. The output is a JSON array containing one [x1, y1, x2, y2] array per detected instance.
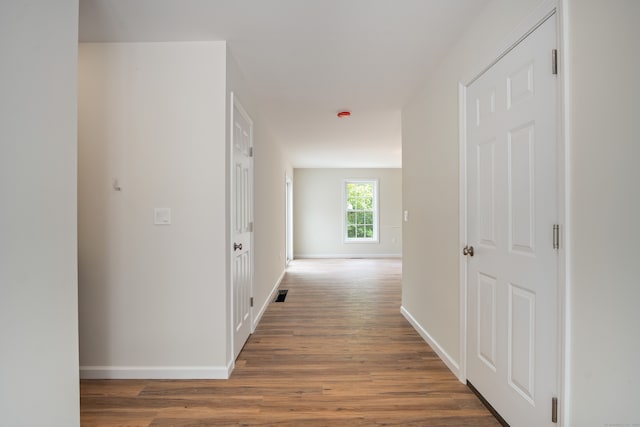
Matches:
[[552, 397, 558, 423], [248, 221, 253, 232], [250, 297, 254, 307], [553, 224, 560, 249], [249, 146, 253, 157], [552, 49, 558, 75]]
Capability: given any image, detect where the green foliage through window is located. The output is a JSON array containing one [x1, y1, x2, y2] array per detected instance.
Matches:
[[345, 181, 376, 240]]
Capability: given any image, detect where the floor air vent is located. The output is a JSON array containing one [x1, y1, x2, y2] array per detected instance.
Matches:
[[274, 289, 288, 302]]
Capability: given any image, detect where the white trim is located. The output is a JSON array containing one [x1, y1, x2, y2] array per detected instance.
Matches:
[[229, 91, 255, 363], [458, 81, 469, 384], [558, 2, 570, 425], [80, 363, 233, 380], [228, 91, 235, 370], [401, 306, 462, 381], [294, 253, 402, 259], [252, 268, 286, 332]]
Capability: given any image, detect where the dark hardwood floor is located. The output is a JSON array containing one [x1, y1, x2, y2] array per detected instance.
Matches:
[[81, 258, 500, 426]]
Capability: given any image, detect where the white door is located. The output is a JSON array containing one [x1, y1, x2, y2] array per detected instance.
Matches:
[[285, 177, 293, 263], [231, 94, 253, 359], [465, 14, 558, 427]]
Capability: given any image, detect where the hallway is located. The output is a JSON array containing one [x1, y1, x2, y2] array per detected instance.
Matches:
[[81, 259, 500, 426]]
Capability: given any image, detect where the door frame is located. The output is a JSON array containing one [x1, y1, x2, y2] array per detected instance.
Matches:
[[457, 1, 569, 424], [229, 91, 255, 367]]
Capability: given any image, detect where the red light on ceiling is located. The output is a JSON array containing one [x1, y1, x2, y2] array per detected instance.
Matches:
[[337, 111, 351, 118]]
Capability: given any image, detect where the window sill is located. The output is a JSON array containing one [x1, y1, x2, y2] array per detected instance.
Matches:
[[343, 239, 380, 244]]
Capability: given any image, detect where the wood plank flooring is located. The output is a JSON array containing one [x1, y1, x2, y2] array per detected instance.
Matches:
[[81, 258, 499, 426]]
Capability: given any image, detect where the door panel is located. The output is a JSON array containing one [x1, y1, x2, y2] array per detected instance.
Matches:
[[509, 123, 536, 253], [477, 273, 497, 371], [466, 14, 558, 427], [232, 97, 253, 360], [508, 282, 536, 404], [478, 139, 497, 248]]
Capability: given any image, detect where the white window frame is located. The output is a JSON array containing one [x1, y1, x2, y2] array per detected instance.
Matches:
[[343, 179, 379, 243]]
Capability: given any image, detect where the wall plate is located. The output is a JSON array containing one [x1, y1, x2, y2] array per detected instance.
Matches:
[[154, 208, 171, 225]]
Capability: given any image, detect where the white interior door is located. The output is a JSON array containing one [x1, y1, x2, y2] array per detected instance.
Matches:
[[465, 14, 558, 427], [231, 94, 253, 359], [285, 177, 293, 263]]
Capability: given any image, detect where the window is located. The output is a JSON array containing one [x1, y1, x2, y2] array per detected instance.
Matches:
[[344, 179, 378, 242]]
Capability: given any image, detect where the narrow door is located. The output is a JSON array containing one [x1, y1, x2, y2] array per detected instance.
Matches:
[[231, 95, 253, 359], [465, 14, 558, 426]]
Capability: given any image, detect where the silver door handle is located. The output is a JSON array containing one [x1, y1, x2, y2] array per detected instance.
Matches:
[[462, 245, 474, 257]]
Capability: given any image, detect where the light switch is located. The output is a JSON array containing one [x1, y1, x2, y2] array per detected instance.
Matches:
[[154, 208, 171, 225], [403, 210, 409, 222]]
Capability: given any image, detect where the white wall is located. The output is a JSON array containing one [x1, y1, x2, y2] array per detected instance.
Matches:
[[402, 0, 545, 369], [566, 1, 640, 425], [0, 1, 80, 426], [78, 42, 230, 377], [226, 51, 293, 336], [294, 168, 402, 258]]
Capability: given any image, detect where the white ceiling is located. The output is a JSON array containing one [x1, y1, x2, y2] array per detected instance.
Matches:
[[79, 0, 490, 168]]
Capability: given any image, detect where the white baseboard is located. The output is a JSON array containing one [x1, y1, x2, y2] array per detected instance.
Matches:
[[80, 362, 232, 380], [294, 253, 402, 259], [253, 269, 286, 331], [400, 306, 463, 382]]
